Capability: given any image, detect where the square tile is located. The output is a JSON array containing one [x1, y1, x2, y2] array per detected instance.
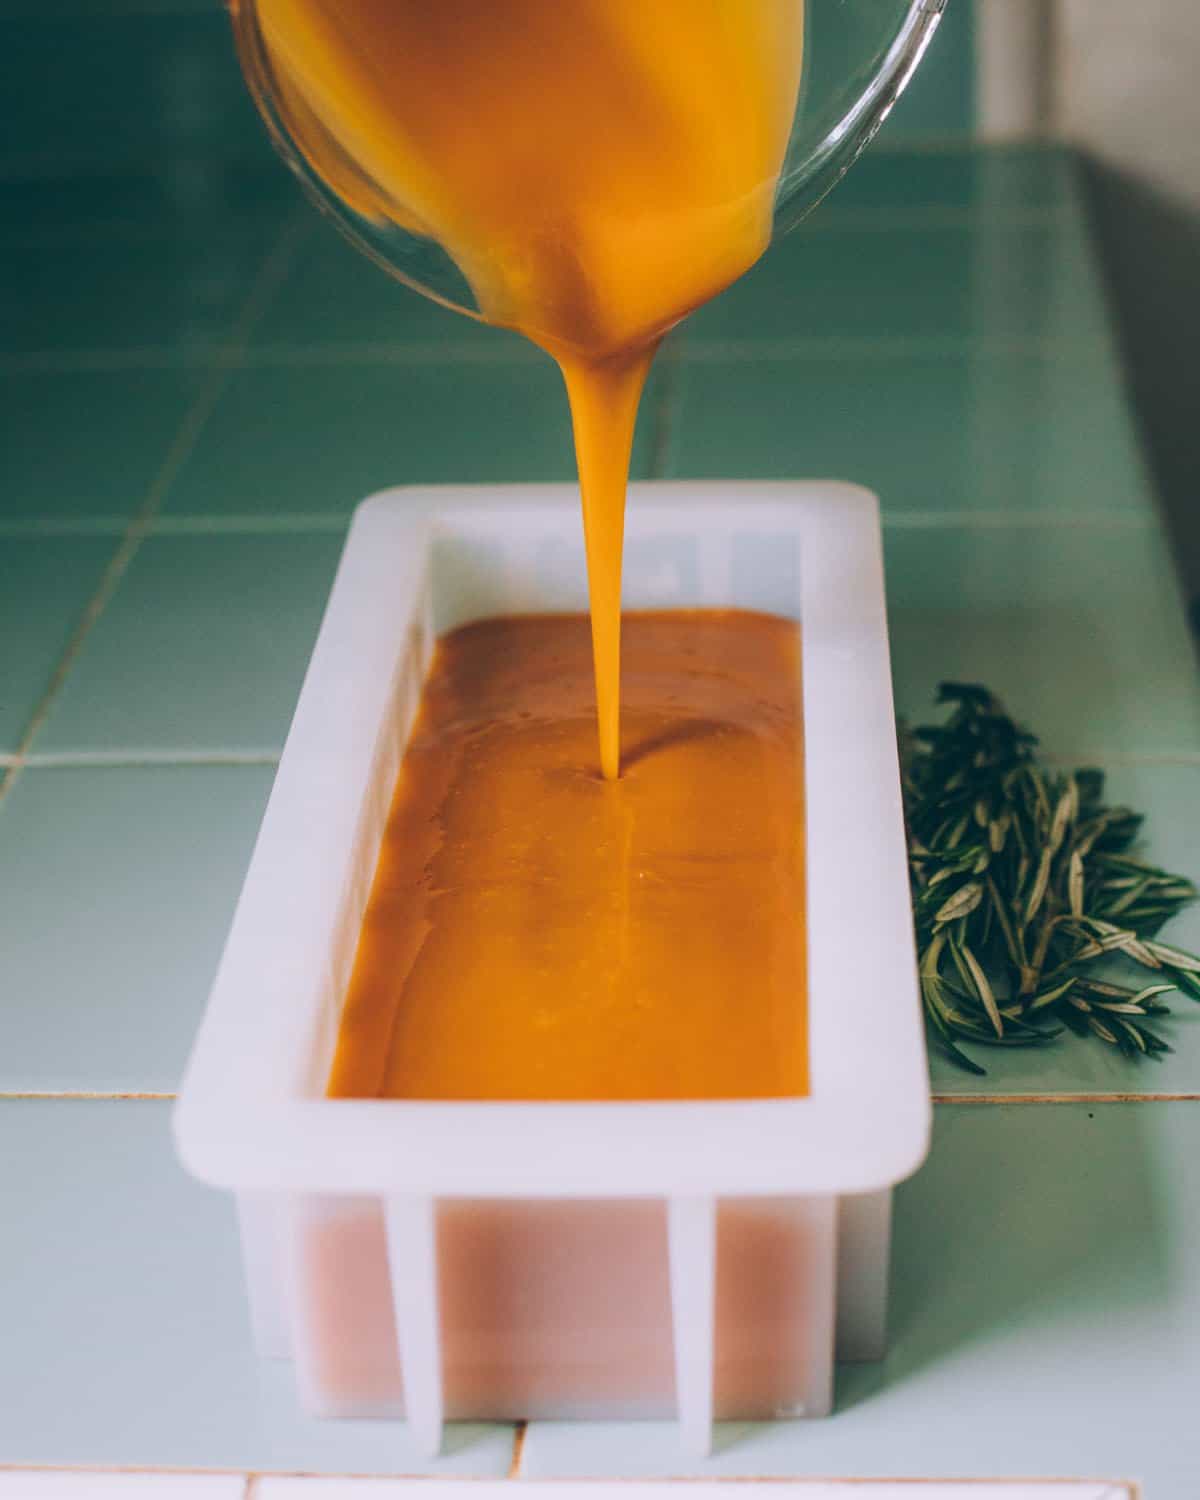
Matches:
[[928, 761, 1200, 1097], [665, 346, 1150, 518], [0, 1100, 515, 1473], [0, 765, 273, 1092], [521, 1102, 1198, 1497], [36, 531, 347, 756], [686, 221, 1109, 347], [877, 0, 974, 140], [0, 536, 115, 753], [884, 520, 1200, 757], [2, 368, 201, 522], [250, 218, 528, 356], [0, 12, 270, 174], [161, 359, 659, 519], [819, 145, 1079, 223], [0, 162, 298, 246], [0, 230, 273, 358]]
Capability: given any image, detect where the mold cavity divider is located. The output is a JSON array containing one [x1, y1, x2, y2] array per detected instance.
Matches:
[[667, 1196, 717, 1456], [385, 1197, 445, 1457], [369, 1191, 840, 1460]]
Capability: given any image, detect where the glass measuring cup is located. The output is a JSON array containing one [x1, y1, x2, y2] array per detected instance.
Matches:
[[229, 1, 949, 349]]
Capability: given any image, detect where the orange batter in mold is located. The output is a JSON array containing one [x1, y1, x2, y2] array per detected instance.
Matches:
[[328, 611, 807, 1102]]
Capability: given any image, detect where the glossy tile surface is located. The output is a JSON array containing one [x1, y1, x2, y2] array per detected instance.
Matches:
[[2, 367, 202, 522], [521, 1103, 1199, 1496], [36, 531, 347, 754], [666, 345, 1149, 517], [688, 220, 1109, 346], [161, 360, 659, 519], [250, 217, 529, 356], [0, 161, 298, 245], [885, 520, 1200, 756], [818, 145, 1080, 222], [0, 536, 114, 752], [0, 230, 273, 358], [0, 765, 274, 1092], [1, 11, 269, 174], [880, 0, 974, 139], [0, 1101, 516, 1474]]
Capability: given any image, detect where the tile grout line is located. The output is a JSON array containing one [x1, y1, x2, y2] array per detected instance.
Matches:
[[0, 1091, 176, 1102], [933, 1092, 1199, 1105], [21, 750, 282, 769], [675, 334, 1112, 364], [0, 330, 1115, 377], [0, 214, 305, 812], [0, 1475, 1138, 1496], [879, 512, 1157, 531], [506, 1421, 529, 1479], [0, 204, 1077, 254]]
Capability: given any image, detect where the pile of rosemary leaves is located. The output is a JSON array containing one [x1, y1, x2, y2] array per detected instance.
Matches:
[[902, 683, 1200, 1074]]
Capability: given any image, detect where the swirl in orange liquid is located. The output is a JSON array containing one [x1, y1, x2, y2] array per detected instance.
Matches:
[[329, 612, 807, 1101]]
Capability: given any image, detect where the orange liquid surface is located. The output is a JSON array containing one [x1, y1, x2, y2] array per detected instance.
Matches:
[[253, 0, 804, 776], [328, 611, 807, 1102]]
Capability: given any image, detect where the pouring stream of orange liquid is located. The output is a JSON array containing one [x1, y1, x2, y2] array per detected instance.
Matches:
[[251, 0, 804, 777]]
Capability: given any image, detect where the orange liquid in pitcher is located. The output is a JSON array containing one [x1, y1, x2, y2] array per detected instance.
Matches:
[[328, 611, 807, 1101], [251, 0, 804, 777]]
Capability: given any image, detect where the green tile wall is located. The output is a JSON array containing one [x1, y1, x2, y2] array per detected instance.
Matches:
[[884, 0, 976, 139]]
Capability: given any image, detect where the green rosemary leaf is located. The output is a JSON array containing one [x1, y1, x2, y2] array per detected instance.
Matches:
[[935, 881, 983, 925], [987, 875, 1023, 969], [1173, 969, 1200, 1000], [901, 682, 1200, 1074], [960, 942, 1003, 1038], [1146, 940, 1200, 973], [1024, 847, 1054, 927], [1068, 848, 1085, 918], [1028, 977, 1077, 1011]]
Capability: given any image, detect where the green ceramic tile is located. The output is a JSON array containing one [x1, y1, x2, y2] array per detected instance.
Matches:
[[666, 347, 1150, 518], [928, 761, 1200, 1097], [0, 536, 115, 753], [162, 357, 660, 518], [820, 145, 1078, 223], [0, 1099, 517, 1471], [0, 12, 269, 174], [687, 220, 1109, 346], [0, 765, 273, 1091], [2, 367, 202, 521], [0, 162, 299, 245], [522, 1103, 1200, 1497], [35, 530, 346, 755], [0, 0, 215, 11], [0, 228, 274, 357], [252, 217, 529, 355], [885, 520, 1200, 757], [879, 0, 974, 139]]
